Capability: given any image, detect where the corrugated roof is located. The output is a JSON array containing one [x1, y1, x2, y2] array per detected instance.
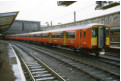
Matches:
[[0, 11, 19, 33]]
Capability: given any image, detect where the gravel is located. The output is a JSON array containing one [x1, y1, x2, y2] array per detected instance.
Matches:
[[16, 43, 96, 81]]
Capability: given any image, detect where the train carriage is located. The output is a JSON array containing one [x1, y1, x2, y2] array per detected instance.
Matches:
[[4, 23, 110, 56]]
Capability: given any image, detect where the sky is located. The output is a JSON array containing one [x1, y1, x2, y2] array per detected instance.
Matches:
[[0, 0, 120, 25]]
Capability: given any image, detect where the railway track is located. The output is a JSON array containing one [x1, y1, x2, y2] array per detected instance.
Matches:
[[57, 46, 120, 67], [11, 44, 66, 81], [11, 42, 120, 81], [99, 55, 120, 67], [54, 45, 120, 67], [48, 44, 120, 67], [105, 52, 120, 58], [17, 41, 120, 68]]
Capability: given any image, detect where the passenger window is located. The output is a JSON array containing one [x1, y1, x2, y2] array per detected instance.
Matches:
[[35, 34, 37, 38], [52, 33, 56, 38], [41, 34, 49, 38], [52, 33, 62, 38], [31, 35, 34, 38], [56, 33, 62, 38], [39, 34, 41, 38], [80, 32, 82, 38], [66, 31, 75, 39], [84, 32, 86, 38], [40, 34, 42, 38], [35, 34, 39, 38], [30, 35, 33, 38]]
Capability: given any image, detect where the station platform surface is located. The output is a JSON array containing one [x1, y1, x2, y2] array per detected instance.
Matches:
[[0, 40, 26, 81], [110, 46, 120, 49], [109, 46, 120, 53]]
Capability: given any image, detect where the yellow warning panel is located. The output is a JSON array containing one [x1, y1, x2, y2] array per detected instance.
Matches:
[[63, 31, 66, 44], [49, 33, 51, 43]]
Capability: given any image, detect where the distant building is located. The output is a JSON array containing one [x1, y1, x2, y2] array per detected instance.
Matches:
[[5, 20, 40, 34], [41, 25, 48, 28]]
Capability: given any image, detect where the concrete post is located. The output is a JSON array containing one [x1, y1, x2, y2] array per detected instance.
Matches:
[[74, 11, 76, 26]]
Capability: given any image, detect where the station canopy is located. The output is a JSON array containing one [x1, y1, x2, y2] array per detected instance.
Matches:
[[95, 1, 120, 10], [0, 11, 19, 34], [57, 1, 76, 6]]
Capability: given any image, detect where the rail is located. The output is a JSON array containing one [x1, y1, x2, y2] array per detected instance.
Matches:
[[11, 44, 66, 81]]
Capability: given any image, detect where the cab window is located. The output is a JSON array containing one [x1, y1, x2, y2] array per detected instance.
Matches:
[[92, 27, 97, 37]]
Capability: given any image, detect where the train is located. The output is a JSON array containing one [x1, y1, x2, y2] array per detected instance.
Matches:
[[4, 23, 110, 57]]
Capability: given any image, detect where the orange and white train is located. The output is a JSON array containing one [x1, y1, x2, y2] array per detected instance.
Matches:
[[5, 23, 110, 56]]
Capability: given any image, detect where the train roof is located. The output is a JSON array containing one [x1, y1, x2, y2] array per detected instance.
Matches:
[[13, 23, 107, 35]]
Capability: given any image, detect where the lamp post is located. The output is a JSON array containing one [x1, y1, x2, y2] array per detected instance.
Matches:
[[74, 11, 76, 26], [45, 22, 49, 27]]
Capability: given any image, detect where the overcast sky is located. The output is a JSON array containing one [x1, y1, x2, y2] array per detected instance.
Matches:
[[0, 0, 120, 25]]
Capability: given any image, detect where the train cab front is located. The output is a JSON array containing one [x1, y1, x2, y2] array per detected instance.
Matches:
[[91, 25, 110, 56]]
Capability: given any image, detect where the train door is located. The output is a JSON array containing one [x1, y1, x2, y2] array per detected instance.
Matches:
[[79, 30, 83, 48], [63, 31, 66, 45], [49, 33, 51, 43], [98, 26, 105, 48]]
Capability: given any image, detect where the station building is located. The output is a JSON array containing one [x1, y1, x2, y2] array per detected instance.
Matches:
[[4, 20, 41, 34]]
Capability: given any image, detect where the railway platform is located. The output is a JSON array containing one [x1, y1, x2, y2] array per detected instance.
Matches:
[[110, 46, 120, 49], [107, 46, 120, 53], [0, 40, 25, 81]]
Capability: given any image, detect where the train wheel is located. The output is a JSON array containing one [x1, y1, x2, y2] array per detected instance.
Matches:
[[73, 48, 77, 54], [95, 52, 99, 57]]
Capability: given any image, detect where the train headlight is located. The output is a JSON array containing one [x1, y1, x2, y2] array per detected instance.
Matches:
[[91, 37, 97, 46], [93, 40, 95, 45]]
